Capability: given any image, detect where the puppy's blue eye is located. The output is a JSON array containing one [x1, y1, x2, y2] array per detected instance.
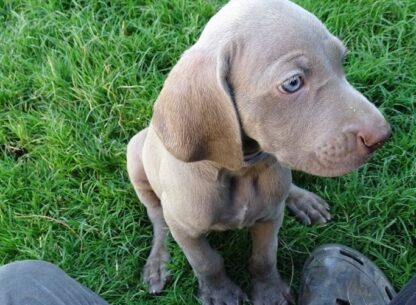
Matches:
[[279, 75, 303, 94]]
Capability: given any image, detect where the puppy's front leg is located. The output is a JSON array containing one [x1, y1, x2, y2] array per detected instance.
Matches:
[[168, 223, 247, 305], [249, 214, 292, 305], [286, 183, 331, 225]]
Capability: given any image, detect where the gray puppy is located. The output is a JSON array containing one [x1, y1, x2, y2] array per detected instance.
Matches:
[[127, 0, 391, 304]]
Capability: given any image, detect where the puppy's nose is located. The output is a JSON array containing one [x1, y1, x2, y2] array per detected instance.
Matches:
[[357, 124, 391, 153]]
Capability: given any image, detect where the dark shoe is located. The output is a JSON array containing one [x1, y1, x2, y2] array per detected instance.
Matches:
[[298, 244, 396, 305]]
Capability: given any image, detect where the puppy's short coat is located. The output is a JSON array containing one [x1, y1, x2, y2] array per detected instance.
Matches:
[[127, 1, 390, 304]]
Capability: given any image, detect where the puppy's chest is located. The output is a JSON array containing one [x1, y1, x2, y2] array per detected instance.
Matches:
[[211, 164, 291, 230]]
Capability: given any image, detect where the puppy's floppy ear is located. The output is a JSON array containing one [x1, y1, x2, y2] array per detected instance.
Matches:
[[151, 46, 243, 170]]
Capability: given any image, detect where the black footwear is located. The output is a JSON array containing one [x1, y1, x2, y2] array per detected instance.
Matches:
[[298, 244, 396, 305]]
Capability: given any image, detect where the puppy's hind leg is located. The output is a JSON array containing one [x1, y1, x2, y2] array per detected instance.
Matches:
[[127, 130, 170, 294]]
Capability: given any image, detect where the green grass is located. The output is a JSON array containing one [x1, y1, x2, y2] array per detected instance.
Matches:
[[0, 0, 415, 304]]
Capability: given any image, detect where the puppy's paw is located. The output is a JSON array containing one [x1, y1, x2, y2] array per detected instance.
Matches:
[[251, 277, 294, 305], [142, 252, 171, 294], [286, 184, 331, 225], [199, 278, 248, 305]]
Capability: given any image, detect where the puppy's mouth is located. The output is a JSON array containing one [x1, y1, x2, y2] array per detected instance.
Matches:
[[267, 125, 389, 177], [290, 130, 387, 177], [306, 151, 372, 177], [273, 148, 373, 178]]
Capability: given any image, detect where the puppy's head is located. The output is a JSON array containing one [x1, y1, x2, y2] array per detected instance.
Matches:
[[152, 0, 391, 177]]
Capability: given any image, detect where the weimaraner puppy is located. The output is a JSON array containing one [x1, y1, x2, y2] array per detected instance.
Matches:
[[127, 0, 391, 304]]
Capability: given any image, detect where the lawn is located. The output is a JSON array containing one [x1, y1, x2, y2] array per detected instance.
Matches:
[[0, 0, 415, 304]]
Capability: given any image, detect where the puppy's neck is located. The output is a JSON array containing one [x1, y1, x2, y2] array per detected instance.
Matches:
[[242, 135, 268, 167]]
